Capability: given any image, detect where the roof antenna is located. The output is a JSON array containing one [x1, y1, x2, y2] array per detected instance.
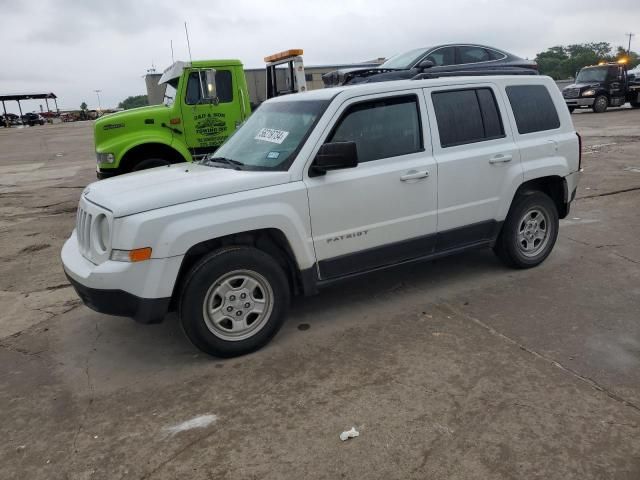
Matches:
[[184, 22, 193, 64], [170, 39, 175, 63]]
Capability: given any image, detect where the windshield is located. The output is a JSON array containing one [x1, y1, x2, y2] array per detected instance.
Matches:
[[163, 78, 178, 106], [208, 99, 330, 170], [576, 67, 607, 83], [380, 47, 430, 69]]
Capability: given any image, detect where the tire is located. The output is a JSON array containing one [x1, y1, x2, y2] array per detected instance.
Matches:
[[131, 157, 171, 172], [493, 191, 559, 269], [592, 95, 608, 113], [179, 246, 290, 357], [568, 106, 575, 113]]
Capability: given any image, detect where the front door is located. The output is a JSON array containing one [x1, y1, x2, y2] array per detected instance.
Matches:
[[180, 68, 239, 158], [304, 92, 438, 280]]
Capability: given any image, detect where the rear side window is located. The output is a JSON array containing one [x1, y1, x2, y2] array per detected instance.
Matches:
[[328, 95, 423, 162], [431, 88, 505, 148], [506, 85, 560, 134], [457, 46, 491, 64]]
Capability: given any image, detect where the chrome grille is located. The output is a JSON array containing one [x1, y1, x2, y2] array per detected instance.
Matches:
[[563, 88, 580, 99]]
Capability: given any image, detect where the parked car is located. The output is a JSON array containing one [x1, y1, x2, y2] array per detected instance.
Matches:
[[62, 74, 580, 358], [2, 113, 21, 126], [22, 112, 45, 126], [323, 44, 538, 86]]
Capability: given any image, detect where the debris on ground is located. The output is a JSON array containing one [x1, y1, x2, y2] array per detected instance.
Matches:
[[340, 427, 359, 441]]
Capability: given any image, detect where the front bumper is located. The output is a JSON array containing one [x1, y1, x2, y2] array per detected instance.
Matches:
[[66, 273, 170, 324], [96, 165, 120, 180], [62, 232, 183, 324], [565, 98, 595, 108]]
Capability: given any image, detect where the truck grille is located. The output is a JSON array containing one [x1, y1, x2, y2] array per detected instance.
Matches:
[[76, 206, 93, 257], [563, 88, 580, 99]]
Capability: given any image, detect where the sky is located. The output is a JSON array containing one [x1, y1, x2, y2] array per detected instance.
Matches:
[[1, 0, 639, 113]]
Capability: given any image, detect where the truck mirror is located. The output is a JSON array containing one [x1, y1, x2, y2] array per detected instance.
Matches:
[[203, 69, 218, 103]]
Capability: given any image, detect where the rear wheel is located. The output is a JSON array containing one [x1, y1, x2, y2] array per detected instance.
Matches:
[[592, 95, 608, 113], [131, 157, 171, 172], [179, 247, 290, 357], [494, 191, 559, 269]]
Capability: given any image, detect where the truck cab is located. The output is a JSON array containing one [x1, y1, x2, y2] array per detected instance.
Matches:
[[563, 62, 640, 113], [94, 60, 251, 178]]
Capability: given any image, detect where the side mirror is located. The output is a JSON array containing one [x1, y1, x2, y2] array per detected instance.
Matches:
[[202, 69, 218, 103], [311, 141, 358, 176], [418, 59, 435, 70]]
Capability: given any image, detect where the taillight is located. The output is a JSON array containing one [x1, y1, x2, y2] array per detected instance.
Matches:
[[576, 132, 582, 170]]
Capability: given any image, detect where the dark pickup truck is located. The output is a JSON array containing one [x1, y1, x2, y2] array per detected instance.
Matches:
[[563, 62, 640, 113]]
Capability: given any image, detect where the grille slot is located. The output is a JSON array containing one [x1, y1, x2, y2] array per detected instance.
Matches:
[[76, 207, 93, 257]]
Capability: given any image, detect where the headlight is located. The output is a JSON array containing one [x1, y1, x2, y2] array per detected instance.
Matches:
[[93, 214, 110, 253], [96, 152, 115, 164], [582, 89, 596, 97]]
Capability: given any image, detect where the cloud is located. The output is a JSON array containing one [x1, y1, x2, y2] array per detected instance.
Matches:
[[0, 0, 638, 112]]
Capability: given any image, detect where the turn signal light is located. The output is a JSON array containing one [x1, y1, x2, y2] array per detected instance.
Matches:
[[129, 247, 152, 262]]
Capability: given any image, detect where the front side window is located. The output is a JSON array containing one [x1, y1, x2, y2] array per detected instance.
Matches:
[[457, 46, 491, 64], [209, 99, 329, 170], [424, 47, 456, 67], [432, 88, 505, 148], [328, 95, 423, 163], [185, 70, 233, 105], [506, 85, 560, 134]]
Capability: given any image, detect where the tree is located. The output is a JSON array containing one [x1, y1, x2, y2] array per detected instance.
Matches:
[[80, 102, 87, 111], [118, 95, 149, 110], [535, 42, 639, 79]]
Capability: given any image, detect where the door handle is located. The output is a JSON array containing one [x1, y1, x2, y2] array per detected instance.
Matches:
[[488, 154, 512, 164], [400, 170, 429, 181]]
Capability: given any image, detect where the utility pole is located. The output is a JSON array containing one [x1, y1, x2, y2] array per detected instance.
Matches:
[[626, 32, 635, 56], [94, 89, 102, 112]]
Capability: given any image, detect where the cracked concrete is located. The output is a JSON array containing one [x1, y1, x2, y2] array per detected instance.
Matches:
[[1, 110, 640, 479]]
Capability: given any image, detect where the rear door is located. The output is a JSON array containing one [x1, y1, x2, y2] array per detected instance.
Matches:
[[304, 91, 438, 279], [424, 83, 523, 246], [180, 68, 240, 158]]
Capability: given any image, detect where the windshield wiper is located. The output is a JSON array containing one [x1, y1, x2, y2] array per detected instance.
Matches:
[[202, 156, 245, 170]]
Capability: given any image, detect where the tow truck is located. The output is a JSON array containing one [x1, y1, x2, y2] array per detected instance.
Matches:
[[562, 60, 640, 113], [94, 50, 306, 178]]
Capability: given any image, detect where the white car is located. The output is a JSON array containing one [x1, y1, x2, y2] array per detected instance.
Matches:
[[62, 74, 581, 357]]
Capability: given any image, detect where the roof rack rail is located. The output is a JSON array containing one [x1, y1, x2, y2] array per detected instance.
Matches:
[[411, 68, 538, 80]]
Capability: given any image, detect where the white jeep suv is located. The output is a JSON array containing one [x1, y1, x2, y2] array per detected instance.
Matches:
[[62, 75, 581, 357]]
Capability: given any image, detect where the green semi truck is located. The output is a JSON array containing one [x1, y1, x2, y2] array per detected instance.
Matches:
[[94, 50, 306, 178]]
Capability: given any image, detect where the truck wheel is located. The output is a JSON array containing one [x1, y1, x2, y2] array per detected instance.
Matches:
[[179, 246, 290, 357], [493, 191, 559, 269], [131, 158, 171, 172], [592, 95, 608, 113]]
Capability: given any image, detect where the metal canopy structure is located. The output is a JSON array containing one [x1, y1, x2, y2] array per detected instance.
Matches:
[[1, 92, 59, 127]]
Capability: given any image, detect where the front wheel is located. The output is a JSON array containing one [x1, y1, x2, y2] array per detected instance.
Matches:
[[494, 191, 559, 269], [592, 95, 608, 113], [179, 247, 290, 357]]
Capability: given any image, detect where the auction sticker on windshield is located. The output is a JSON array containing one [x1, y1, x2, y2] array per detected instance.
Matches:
[[254, 128, 289, 144]]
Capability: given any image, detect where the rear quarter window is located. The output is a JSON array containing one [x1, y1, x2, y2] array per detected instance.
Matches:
[[506, 85, 560, 134]]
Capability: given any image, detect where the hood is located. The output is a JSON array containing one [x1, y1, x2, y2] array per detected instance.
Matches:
[[83, 163, 291, 217], [563, 82, 601, 90], [96, 104, 169, 126]]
